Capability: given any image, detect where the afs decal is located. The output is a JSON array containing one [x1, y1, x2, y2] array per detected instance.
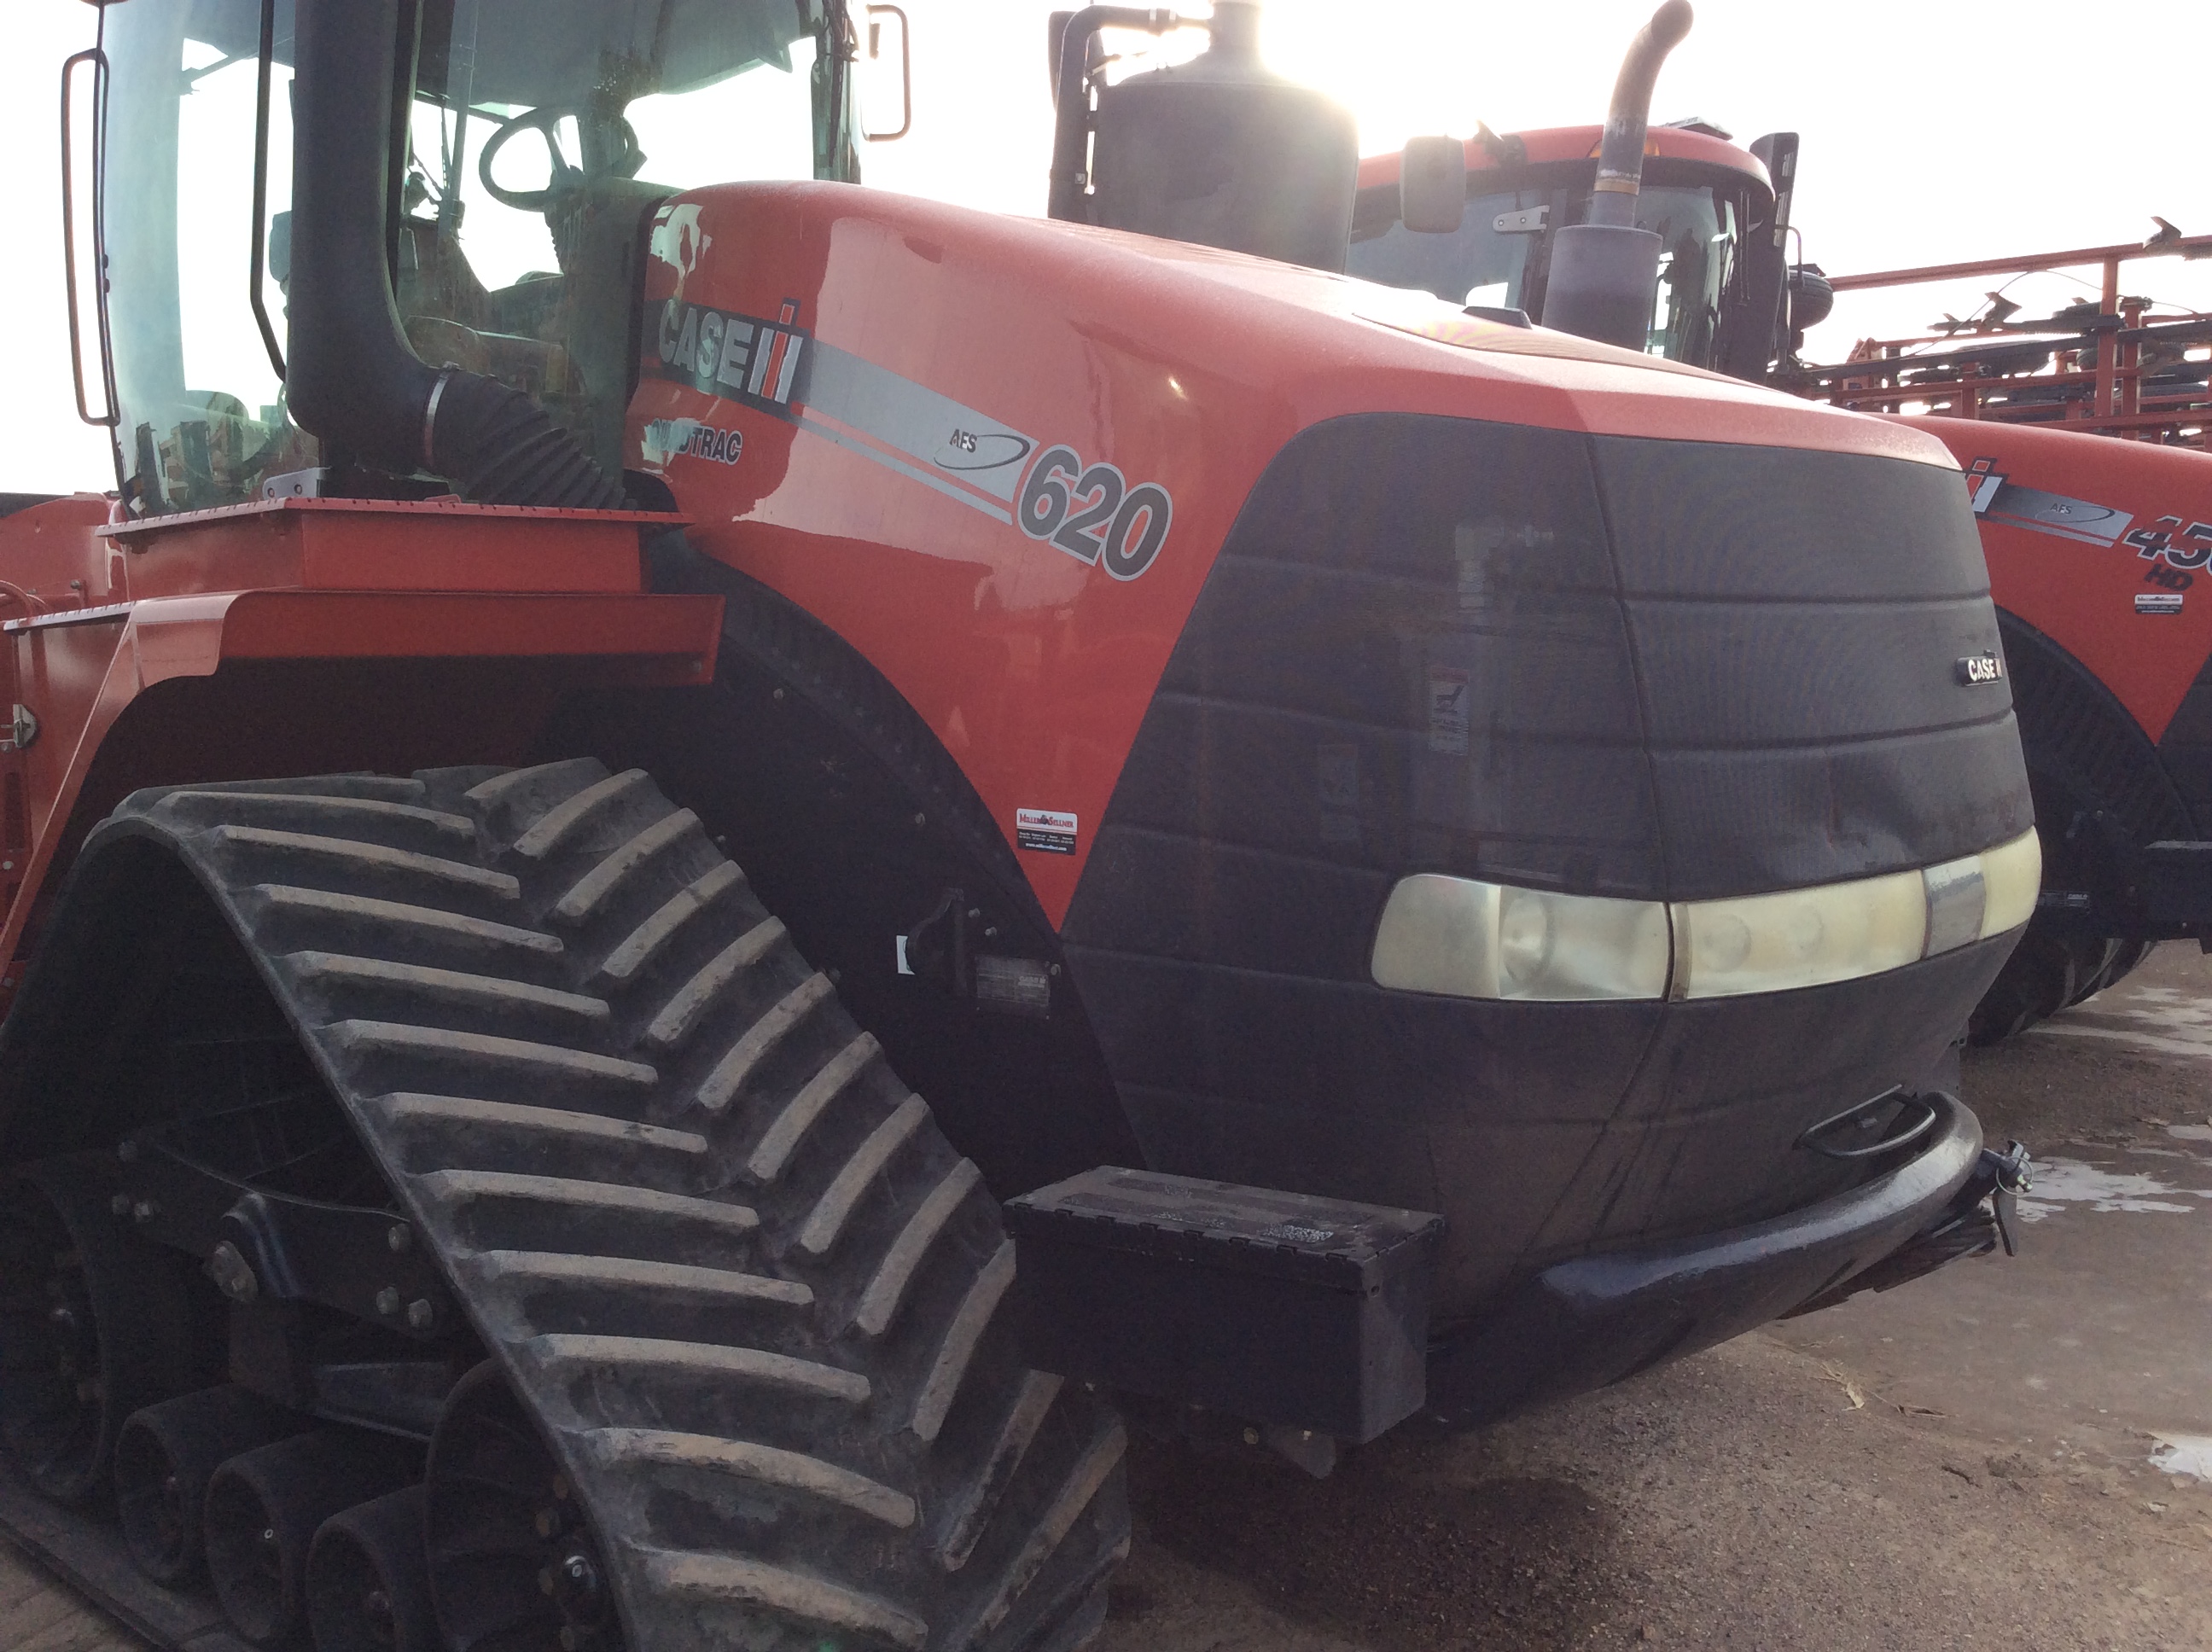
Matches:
[[1965, 457, 2208, 602]]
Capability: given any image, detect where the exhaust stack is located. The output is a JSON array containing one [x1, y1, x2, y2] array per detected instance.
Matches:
[[1539, 0, 1694, 351], [1050, 2, 1359, 271]]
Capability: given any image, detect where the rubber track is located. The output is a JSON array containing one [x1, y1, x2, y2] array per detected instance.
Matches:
[[91, 763, 1129, 1652]]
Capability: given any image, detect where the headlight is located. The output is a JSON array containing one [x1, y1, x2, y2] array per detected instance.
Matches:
[[1370, 875, 1672, 1001], [1371, 827, 2040, 1003], [1976, 828, 2041, 937]]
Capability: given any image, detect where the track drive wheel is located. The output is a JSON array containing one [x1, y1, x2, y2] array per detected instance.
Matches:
[[76, 760, 1129, 1651], [0, 1155, 208, 1507]]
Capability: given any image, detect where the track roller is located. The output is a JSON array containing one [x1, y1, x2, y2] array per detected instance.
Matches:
[[309, 1485, 439, 1652], [426, 1361, 621, 1652], [206, 1431, 420, 1648], [0, 1154, 209, 1507], [117, 1385, 306, 1587]]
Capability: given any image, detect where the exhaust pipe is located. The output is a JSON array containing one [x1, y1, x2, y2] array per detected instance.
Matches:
[[288, 0, 625, 507], [1539, 0, 1694, 350]]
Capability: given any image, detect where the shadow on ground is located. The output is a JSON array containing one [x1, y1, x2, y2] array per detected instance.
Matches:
[[1118, 1428, 1637, 1649]]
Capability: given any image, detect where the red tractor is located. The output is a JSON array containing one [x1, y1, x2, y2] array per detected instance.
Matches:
[[1, 2, 2031, 1649], [1347, 8, 2212, 1042]]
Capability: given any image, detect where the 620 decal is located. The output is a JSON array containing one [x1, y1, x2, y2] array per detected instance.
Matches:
[[1016, 446, 1173, 580]]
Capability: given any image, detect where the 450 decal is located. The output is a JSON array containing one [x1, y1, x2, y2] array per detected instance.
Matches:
[[2126, 515, 2212, 573], [1016, 447, 1173, 580]]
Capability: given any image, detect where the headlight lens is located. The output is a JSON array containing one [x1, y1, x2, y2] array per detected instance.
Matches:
[[1371, 827, 2041, 1002], [1371, 876, 1671, 1001], [1976, 828, 2041, 937]]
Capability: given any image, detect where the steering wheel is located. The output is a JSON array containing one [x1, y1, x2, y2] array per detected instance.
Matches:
[[478, 107, 586, 212], [479, 105, 649, 213]]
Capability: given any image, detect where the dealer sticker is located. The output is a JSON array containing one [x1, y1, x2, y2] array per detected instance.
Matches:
[[2138, 592, 2186, 614], [1016, 808, 1079, 855]]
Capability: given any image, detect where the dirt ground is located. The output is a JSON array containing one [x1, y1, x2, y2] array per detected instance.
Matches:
[[8, 950, 2210, 1651]]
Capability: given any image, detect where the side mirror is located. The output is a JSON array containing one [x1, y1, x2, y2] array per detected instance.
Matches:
[[1400, 135, 1466, 235], [1786, 263, 1835, 352], [863, 4, 912, 142], [267, 211, 294, 287]]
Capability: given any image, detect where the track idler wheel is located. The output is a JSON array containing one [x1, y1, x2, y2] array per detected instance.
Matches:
[[308, 1486, 439, 1652], [206, 1432, 419, 1649], [425, 1361, 623, 1652], [116, 1385, 306, 1587], [0, 1155, 208, 1507]]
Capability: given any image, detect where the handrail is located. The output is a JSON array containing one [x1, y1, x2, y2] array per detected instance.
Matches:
[[248, 0, 286, 379], [60, 42, 118, 429]]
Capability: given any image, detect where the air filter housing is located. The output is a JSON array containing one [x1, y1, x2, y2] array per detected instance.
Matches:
[[1089, 3, 1357, 270]]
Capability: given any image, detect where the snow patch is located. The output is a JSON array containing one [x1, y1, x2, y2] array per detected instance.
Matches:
[[2013, 1157, 2203, 1223], [2150, 1434, 2212, 1480]]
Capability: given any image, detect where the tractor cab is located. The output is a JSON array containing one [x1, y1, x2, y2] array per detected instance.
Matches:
[[90, 0, 844, 517], [1348, 124, 1788, 374]]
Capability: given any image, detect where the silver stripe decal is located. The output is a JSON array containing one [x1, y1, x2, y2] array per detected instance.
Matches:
[[795, 414, 1016, 526], [797, 342, 1035, 507]]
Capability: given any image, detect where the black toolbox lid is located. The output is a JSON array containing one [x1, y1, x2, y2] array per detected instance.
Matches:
[[1005, 1167, 1444, 1294]]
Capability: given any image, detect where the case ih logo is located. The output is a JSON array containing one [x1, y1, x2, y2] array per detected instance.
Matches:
[[651, 298, 808, 416]]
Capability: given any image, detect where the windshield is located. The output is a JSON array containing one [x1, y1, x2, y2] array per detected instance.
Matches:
[[99, 0, 835, 515], [400, 1, 825, 469], [1348, 181, 1742, 363]]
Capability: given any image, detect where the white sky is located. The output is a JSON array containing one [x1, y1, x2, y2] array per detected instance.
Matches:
[[8, 0, 2212, 494]]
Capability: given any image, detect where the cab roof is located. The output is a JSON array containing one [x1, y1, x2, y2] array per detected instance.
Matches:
[[1356, 125, 1770, 192]]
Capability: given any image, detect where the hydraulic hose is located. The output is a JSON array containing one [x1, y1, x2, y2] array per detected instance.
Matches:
[[287, 0, 625, 509], [1585, 0, 1693, 229]]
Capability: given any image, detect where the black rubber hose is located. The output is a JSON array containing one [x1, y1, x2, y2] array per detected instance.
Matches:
[[288, 0, 624, 509], [426, 371, 629, 509], [1586, 0, 1694, 230]]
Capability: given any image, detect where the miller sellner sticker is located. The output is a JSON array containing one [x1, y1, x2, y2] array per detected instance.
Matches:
[[1016, 808, 1079, 854]]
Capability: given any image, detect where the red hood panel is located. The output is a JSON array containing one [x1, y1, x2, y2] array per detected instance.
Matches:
[[632, 181, 1955, 925], [1899, 415, 2212, 741]]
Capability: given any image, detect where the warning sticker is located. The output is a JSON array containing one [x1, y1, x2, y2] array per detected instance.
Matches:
[[1016, 808, 1079, 855], [2138, 592, 2186, 615]]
